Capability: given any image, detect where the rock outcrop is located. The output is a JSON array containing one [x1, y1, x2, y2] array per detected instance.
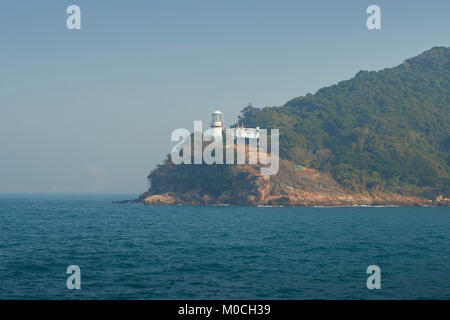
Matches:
[[433, 195, 450, 206], [143, 194, 178, 205], [136, 159, 445, 207]]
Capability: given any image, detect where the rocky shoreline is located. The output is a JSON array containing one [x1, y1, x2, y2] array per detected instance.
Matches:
[[126, 157, 449, 208], [137, 191, 449, 207]]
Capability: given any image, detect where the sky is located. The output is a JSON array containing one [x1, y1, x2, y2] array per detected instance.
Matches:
[[0, 0, 449, 194]]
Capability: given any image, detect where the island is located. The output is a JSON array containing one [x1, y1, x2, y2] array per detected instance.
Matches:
[[130, 47, 449, 207]]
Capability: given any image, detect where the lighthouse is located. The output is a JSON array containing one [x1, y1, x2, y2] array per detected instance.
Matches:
[[211, 110, 224, 138]]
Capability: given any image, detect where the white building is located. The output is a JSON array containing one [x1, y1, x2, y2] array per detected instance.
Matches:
[[211, 110, 224, 138], [210, 110, 260, 140], [234, 126, 260, 139]]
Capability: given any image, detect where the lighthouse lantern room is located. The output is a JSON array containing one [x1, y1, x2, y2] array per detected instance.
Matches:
[[211, 110, 224, 138]]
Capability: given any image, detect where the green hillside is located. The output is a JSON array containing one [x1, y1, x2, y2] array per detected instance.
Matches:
[[237, 47, 450, 197]]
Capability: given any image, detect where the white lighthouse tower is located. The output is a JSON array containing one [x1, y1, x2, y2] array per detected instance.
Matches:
[[211, 110, 224, 138]]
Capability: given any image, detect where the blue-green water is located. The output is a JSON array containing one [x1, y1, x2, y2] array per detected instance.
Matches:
[[0, 194, 449, 299]]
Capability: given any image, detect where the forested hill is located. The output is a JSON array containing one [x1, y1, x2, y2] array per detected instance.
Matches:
[[238, 47, 449, 197]]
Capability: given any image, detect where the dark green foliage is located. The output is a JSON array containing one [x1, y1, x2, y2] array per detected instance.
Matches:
[[237, 47, 450, 196], [148, 156, 235, 197]]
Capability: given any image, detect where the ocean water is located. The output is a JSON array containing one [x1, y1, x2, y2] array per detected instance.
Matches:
[[0, 194, 449, 300]]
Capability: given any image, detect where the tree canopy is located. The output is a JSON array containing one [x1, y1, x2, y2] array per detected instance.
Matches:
[[237, 47, 450, 197]]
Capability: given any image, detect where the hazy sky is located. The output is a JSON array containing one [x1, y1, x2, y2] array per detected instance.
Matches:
[[0, 0, 449, 194]]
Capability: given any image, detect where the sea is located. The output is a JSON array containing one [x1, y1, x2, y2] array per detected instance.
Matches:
[[0, 194, 449, 300]]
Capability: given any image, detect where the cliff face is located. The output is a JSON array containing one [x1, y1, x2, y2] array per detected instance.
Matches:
[[138, 158, 446, 206]]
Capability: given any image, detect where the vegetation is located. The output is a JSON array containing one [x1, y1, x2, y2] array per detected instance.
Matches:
[[237, 47, 450, 197], [148, 155, 236, 197]]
